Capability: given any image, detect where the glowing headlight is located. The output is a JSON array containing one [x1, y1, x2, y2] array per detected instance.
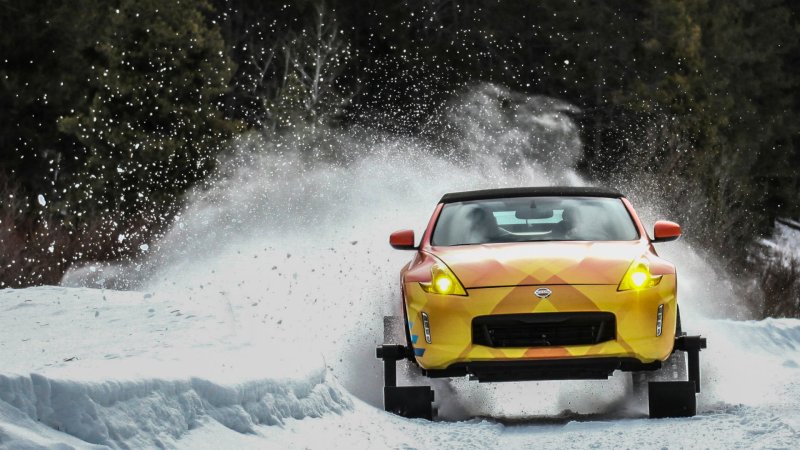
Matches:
[[618, 259, 662, 291], [435, 275, 453, 293], [630, 269, 649, 287], [421, 262, 467, 296]]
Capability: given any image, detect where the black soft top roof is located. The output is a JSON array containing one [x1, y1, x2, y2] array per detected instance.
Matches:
[[439, 186, 624, 203]]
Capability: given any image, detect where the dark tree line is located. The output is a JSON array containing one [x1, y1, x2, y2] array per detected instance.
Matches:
[[1, 0, 237, 284], [1, 0, 799, 299]]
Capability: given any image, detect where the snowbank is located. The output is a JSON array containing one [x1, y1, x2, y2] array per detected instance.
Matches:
[[0, 370, 349, 448], [0, 286, 352, 449]]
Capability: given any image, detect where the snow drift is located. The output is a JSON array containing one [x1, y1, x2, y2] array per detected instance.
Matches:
[[0, 370, 348, 448], [0, 286, 351, 449]]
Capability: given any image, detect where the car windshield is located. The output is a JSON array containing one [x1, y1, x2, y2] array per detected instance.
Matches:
[[431, 196, 639, 246]]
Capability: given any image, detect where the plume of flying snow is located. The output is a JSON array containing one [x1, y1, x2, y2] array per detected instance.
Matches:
[[61, 83, 741, 418]]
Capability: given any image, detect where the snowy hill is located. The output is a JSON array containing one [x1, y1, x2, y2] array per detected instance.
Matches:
[[1, 286, 798, 449]]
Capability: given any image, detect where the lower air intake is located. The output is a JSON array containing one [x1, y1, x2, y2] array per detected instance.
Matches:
[[472, 312, 616, 348]]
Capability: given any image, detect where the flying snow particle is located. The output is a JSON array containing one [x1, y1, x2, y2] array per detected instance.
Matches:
[[37, 194, 46, 206], [139, 243, 150, 252], [48, 243, 55, 253], [117, 234, 126, 243], [564, 59, 570, 65], [117, 167, 125, 174]]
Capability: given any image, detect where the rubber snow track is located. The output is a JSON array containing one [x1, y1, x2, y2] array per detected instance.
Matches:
[[1, 287, 799, 449]]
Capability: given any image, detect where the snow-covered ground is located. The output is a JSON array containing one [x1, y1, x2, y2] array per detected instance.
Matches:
[[1, 286, 798, 449]]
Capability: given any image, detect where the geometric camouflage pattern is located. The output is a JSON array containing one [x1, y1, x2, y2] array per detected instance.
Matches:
[[400, 197, 679, 370]]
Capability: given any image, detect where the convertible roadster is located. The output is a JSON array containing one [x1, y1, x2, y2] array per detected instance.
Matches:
[[377, 186, 706, 419]]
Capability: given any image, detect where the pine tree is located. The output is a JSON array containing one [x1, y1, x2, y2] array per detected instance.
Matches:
[[59, 0, 239, 221]]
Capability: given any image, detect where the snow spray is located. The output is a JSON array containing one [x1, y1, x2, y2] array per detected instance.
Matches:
[[62, 83, 741, 418]]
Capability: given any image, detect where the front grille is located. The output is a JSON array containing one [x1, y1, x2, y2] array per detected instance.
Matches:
[[472, 312, 616, 348]]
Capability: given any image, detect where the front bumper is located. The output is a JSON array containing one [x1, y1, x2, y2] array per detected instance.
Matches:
[[404, 275, 677, 370]]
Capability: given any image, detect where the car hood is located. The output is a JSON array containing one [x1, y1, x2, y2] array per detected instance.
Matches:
[[430, 241, 647, 288]]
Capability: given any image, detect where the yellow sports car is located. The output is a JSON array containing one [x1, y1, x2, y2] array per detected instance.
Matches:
[[378, 187, 706, 419]]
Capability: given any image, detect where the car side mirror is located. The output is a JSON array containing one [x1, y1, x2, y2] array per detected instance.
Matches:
[[389, 229, 417, 250], [652, 220, 681, 243]]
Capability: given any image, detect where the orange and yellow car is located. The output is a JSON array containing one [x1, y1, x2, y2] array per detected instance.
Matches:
[[389, 187, 685, 381]]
